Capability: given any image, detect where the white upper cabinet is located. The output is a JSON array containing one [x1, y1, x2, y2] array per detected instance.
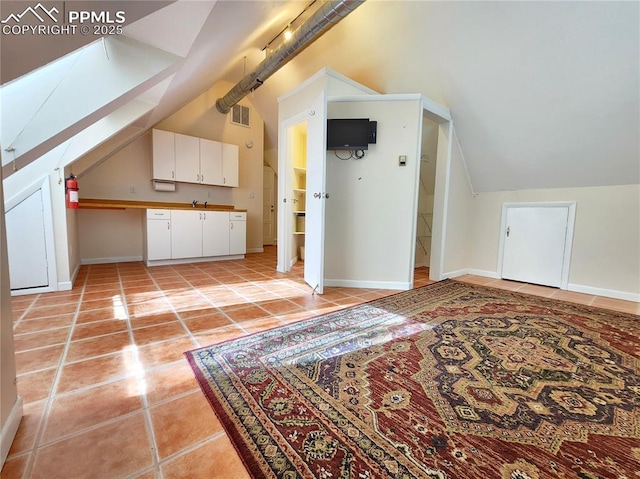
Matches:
[[222, 143, 239, 187], [152, 130, 238, 187], [174, 133, 201, 183], [200, 138, 224, 186], [152, 129, 175, 181]]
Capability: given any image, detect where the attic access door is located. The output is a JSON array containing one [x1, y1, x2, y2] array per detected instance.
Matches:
[[6, 188, 49, 290], [499, 203, 576, 288]]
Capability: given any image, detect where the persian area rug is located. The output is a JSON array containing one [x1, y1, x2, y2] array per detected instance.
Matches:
[[185, 280, 640, 479]]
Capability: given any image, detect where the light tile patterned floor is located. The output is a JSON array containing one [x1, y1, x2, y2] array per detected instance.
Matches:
[[2, 247, 638, 478]]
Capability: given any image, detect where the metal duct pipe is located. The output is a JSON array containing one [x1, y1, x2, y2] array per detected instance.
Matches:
[[216, 0, 365, 114]]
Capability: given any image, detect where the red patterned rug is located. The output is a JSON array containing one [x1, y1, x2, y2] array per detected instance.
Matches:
[[185, 280, 640, 478]]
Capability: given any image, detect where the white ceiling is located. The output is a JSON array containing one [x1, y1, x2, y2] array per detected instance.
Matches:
[[2, 0, 638, 193]]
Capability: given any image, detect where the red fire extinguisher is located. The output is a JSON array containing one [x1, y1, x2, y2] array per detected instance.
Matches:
[[65, 174, 79, 209]]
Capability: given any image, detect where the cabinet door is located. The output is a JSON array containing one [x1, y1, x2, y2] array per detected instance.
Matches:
[[200, 138, 223, 186], [171, 210, 202, 259], [175, 133, 201, 183], [202, 211, 230, 256], [147, 219, 172, 260], [152, 129, 175, 181], [229, 219, 246, 255], [222, 143, 239, 187]]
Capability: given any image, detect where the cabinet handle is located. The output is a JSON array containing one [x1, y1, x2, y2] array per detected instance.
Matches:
[[203, 213, 206, 220], [167, 221, 170, 229], [171, 171, 174, 179], [201, 174, 204, 183], [230, 222, 234, 230], [223, 177, 226, 184]]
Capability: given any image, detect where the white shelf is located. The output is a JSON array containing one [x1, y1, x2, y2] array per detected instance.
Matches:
[[294, 167, 307, 174], [293, 211, 306, 215], [293, 188, 306, 194]]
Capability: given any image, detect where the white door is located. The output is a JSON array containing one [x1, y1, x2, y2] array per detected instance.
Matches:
[[222, 143, 239, 187], [152, 129, 175, 181], [175, 133, 200, 183], [171, 210, 202, 259], [263, 166, 275, 245], [501, 205, 570, 288], [303, 94, 327, 293], [6, 189, 49, 290], [199, 138, 223, 186], [202, 211, 229, 256]]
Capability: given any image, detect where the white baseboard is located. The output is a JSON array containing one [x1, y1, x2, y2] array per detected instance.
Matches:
[[442, 269, 469, 279], [247, 247, 264, 254], [1, 396, 23, 467], [568, 283, 640, 303], [81, 256, 143, 265], [467, 269, 500, 279], [324, 279, 411, 290], [146, 254, 245, 267], [289, 256, 299, 269]]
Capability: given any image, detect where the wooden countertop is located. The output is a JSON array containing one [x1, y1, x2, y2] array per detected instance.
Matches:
[[79, 198, 246, 212]]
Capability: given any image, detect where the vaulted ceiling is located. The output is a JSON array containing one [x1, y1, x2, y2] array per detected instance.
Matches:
[[1, 0, 638, 193]]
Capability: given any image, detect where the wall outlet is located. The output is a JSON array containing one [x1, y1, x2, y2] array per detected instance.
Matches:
[[208, 191, 214, 198], [399, 155, 407, 166], [130, 186, 136, 194], [248, 192, 255, 199]]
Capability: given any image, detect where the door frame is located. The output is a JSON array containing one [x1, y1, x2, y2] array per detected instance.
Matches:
[[277, 111, 309, 273], [497, 201, 577, 290], [5, 176, 59, 295]]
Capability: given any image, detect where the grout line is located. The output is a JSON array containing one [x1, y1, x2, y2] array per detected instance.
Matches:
[[116, 263, 164, 479], [20, 272, 88, 478]]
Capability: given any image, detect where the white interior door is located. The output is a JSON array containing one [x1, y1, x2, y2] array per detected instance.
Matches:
[[263, 166, 275, 245], [6, 189, 49, 290], [304, 94, 327, 293], [501, 205, 570, 288]]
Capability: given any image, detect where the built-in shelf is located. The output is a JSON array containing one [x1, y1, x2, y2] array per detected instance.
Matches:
[[293, 231, 306, 235], [293, 211, 306, 215], [293, 167, 307, 174], [293, 188, 306, 194]]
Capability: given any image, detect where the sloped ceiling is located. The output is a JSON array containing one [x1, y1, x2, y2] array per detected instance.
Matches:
[[245, 1, 639, 192], [2, 1, 638, 194]]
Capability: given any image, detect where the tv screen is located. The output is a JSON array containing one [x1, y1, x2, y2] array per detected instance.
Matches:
[[327, 119, 376, 150]]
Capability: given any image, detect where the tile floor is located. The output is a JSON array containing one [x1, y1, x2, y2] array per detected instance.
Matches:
[[2, 247, 638, 478]]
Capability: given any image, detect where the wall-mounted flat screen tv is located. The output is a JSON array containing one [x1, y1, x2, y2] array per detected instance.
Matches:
[[326, 118, 377, 150]]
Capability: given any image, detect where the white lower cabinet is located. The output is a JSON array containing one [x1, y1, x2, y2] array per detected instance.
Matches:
[[170, 210, 203, 259], [146, 210, 172, 261], [230, 212, 247, 255], [145, 208, 245, 264], [203, 211, 230, 256]]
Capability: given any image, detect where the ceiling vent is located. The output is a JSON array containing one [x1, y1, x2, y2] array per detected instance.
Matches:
[[231, 104, 250, 127]]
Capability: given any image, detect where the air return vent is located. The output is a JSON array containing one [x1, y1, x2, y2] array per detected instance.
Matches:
[[231, 104, 250, 127]]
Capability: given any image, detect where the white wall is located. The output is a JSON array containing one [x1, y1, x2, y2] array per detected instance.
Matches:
[[324, 98, 423, 288], [78, 81, 265, 262], [442, 131, 473, 276], [469, 184, 640, 298]]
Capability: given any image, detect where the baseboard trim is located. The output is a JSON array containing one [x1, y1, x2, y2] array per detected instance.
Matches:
[[467, 269, 500, 279], [247, 248, 264, 254], [441, 269, 469, 279], [81, 256, 143, 265], [289, 256, 300, 269], [146, 255, 245, 267], [1, 396, 23, 467], [324, 279, 411, 290], [568, 283, 640, 303]]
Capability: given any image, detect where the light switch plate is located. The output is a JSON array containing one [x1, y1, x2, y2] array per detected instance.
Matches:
[[399, 155, 407, 166]]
